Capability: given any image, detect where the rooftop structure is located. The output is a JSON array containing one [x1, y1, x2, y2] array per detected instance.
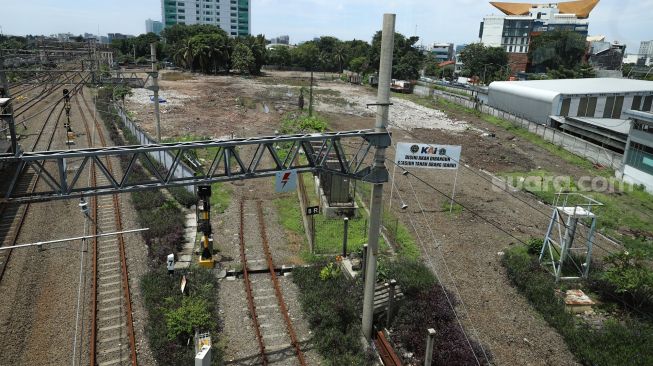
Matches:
[[490, 0, 599, 19]]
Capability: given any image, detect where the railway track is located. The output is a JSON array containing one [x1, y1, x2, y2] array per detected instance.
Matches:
[[0, 75, 86, 282], [239, 199, 307, 366], [76, 91, 138, 366]]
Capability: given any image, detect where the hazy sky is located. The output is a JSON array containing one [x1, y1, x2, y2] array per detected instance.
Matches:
[[1, 0, 651, 53]]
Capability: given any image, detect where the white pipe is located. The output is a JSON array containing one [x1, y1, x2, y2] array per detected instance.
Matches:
[[0, 228, 149, 251]]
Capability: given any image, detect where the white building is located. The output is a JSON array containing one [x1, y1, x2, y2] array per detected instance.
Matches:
[[622, 110, 653, 192], [638, 40, 653, 58], [161, 0, 250, 37], [488, 78, 653, 151]]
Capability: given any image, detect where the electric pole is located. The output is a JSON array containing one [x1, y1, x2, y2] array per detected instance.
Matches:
[[309, 67, 314, 117], [361, 13, 394, 341], [150, 43, 162, 141]]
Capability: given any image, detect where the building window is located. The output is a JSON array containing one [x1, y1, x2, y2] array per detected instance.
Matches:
[[643, 95, 653, 111], [577, 97, 588, 117], [587, 97, 597, 117], [612, 96, 624, 118], [603, 96, 615, 118], [509, 46, 513, 52], [632, 96, 642, 110], [560, 98, 571, 116], [626, 142, 653, 175]]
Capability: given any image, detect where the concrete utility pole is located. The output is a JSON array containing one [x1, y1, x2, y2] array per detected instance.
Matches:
[[150, 43, 162, 142], [361, 13, 394, 341]]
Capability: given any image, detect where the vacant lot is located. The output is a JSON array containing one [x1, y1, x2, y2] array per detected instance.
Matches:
[[123, 70, 651, 365]]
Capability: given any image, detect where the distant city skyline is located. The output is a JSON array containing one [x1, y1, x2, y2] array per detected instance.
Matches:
[[1, 0, 651, 53]]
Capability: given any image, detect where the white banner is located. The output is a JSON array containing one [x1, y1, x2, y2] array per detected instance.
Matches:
[[394, 143, 461, 170]]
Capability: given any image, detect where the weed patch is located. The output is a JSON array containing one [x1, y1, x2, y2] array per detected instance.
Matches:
[[503, 246, 653, 366], [141, 267, 223, 365]]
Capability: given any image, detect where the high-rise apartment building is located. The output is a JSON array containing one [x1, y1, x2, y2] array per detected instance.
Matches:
[[161, 0, 250, 37], [639, 41, 653, 57], [146, 19, 164, 35]]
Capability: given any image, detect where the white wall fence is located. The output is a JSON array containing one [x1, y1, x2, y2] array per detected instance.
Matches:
[[416, 87, 624, 171], [115, 105, 195, 193]]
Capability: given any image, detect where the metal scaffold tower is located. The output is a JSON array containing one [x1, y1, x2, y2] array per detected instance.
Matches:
[[539, 192, 603, 282]]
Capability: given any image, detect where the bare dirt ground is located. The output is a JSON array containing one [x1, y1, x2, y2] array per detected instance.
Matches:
[[120, 70, 630, 365]]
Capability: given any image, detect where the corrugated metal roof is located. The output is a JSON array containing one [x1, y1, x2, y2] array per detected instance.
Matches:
[[490, 78, 653, 96]]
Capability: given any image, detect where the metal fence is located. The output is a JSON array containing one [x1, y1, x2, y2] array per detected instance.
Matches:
[[430, 90, 624, 171], [114, 104, 194, 193]]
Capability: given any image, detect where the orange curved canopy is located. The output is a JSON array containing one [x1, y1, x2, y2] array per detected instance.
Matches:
[[490, 0, 599, 19]]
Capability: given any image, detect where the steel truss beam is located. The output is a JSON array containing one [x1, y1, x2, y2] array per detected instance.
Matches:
[[0, 130, 390, 204]]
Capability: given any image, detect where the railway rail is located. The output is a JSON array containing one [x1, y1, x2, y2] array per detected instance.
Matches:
[[375, 330, 403, 366], [0, 75, 87, 282], [239, 199, 307, 366], [76, 91, 138, 366]]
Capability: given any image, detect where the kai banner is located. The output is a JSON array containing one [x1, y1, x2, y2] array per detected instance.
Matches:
[[394, 143, 461, 170]]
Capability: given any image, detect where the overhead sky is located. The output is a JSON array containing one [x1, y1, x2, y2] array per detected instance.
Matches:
[[1, 0, 651, 53]]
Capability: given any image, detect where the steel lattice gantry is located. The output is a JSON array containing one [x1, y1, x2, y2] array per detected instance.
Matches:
[[0, 130, 391, 204]]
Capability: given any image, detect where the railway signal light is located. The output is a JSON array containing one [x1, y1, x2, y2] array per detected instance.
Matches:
[[197, 185, 214, 268]]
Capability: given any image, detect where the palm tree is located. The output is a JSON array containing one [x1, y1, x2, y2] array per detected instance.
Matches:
[[333, 45, 346, 73], [177, 39, 195, 72]]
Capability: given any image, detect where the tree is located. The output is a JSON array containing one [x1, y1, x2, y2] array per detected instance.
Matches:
[[529, 30, 587, 74], [370, 31, 424, 80], [234, 35, 267, 74], [459, 43, 508, 83], [349, 56, 367, 74], [231, 43, 255, 74], [332, 45, 346, 73], [292, 42, 320, 70], [267, 45, 291, 67]]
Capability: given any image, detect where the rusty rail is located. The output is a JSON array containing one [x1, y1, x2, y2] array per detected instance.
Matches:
[[256, 200, 307, 366], [79, 92, 138, 366], [0, 76, 86, 283], [375, 330, 403, 366], [239, 200, 269, 365]]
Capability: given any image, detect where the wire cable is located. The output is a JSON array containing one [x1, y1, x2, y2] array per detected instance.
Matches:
[[396, 169, 491, 363], [387, 179, 483, 366]]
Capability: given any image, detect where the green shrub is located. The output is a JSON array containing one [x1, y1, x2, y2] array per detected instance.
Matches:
[[382, 257, 437, 295], [169, 186, 197, 208], [594, 251, 653, 311], [526, 237, 544, 255], [141, 267, 223, 365], [502, 246, 653, 366], [165, 297, 215, 341], [292, 263, 373, 365]]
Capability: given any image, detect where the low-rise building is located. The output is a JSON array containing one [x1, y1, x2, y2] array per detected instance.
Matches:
[[622, 110, 653, 192], [488, 78, 653, 151], [429, 43, 454, 62]]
